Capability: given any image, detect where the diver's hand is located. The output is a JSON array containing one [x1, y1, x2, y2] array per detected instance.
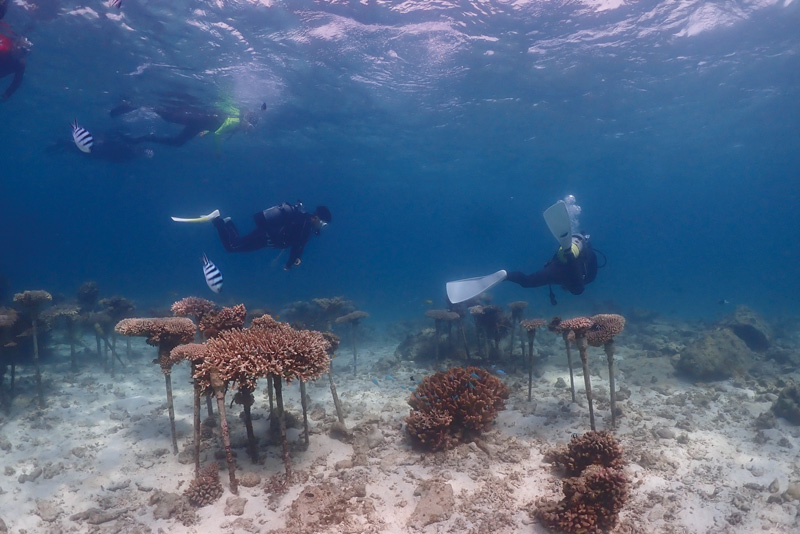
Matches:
[[294, 258, 302, 267], [284, 258, 302, 271]]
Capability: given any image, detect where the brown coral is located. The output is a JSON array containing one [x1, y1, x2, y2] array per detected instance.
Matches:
[[198, 304, 246, 339], [535, 431, 628, 534], [586, 314, 625, 347], [171, 297, 216, 323], [549, 430, 625, 476], [535, 464, 629, 534], [184, 462, 223, 507], [405, 366, 509, 451]]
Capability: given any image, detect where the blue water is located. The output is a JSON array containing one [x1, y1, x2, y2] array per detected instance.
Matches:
[[1, 0, 799, 323]]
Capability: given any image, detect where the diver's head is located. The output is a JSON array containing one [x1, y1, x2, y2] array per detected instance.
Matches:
[[312, 205, 332, 235]]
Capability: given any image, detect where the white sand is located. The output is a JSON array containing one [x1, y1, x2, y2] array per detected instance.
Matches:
[[1, 321, 799, 533]]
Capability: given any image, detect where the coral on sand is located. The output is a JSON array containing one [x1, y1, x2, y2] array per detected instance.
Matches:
[[192, 315, 332, 487], [547, 430, 625, 477], [535, 464, 629, 534], [535, 431, 629, 534], [405, 366, 509, 451], [184, 462, 224, 507]]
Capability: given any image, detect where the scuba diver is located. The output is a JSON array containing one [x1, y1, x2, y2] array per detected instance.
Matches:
[[0, 31, 30, 101], [446, 195, 601, 306], [505, 195, 598, 304], [110, 95, 259, 151], [171, 202, 332, 271]]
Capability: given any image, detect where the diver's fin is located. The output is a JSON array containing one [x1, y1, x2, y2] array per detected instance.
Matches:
[[543, 200, 573, 250], [171, 209, 220, 223], [446, 270, 507, 304]]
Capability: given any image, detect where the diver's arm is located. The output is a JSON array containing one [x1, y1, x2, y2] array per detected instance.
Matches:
[[1, 60, 24, 100]]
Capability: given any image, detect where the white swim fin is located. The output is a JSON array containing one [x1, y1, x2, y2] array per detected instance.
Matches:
[[543, 201, 573, 250], [171, 209, 220, 223], [446, 270, 507, 304]]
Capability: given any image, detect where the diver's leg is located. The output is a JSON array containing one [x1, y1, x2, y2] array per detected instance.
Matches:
[[213, 218, 267, 253]]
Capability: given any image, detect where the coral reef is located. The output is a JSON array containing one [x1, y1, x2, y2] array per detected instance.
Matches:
[[405, 366, 509, 451], [425, 309, 461, 360], [184, 462, 223, 507], [535, 431, 629, 534], [280, 296, 355, 331]]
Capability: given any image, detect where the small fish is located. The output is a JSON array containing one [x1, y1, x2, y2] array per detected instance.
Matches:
[[424, 299, 434, 306], [371, 377, 380, 386], [470, 372, 480, 380], [718, 299, 730, 305], [71, 119, 93, 153], [260, 102, 267, 111], [495, 369, 507, 376], [385, 375, 396, 381], [409, 376, 415, 382], [202, 253, 223, 293], [108, 0, 122, 8]]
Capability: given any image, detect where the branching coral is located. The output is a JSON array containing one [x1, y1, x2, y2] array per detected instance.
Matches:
[[405, 366, 510, 452], [535, 464, 629, 534], [548, 430, 626, 476], [535, 431, 628, 534], [198, 304, 246, 339], [184, 462, 223, 507], [192, 315, 332, 486], [171, 297, 216, 325]]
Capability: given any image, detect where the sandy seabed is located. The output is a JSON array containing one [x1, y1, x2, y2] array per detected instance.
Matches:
[[1, 317, 799, 534]]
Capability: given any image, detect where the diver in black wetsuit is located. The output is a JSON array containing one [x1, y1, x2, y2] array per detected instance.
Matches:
[[505, 233, 598, 305], [213, 202, 332, 270], [0, 31, 30, 101], [110, 99, 258, 148], [0, 0, 9, 20]]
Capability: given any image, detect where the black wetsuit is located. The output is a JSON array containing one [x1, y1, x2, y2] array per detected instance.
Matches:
[[505, 233, 597, 297], [0, 36, 24, 101], [132, 107, 227, 146], [213, 203, 318, 270]]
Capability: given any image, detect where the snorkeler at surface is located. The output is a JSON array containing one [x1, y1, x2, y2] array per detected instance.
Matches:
[[0, 31, 30, 101], [110, 96, 259, 150], [172, 202, 332, 271]]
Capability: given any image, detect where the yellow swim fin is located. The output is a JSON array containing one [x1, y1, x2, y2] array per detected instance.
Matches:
[[171, 209, 220, 223]]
